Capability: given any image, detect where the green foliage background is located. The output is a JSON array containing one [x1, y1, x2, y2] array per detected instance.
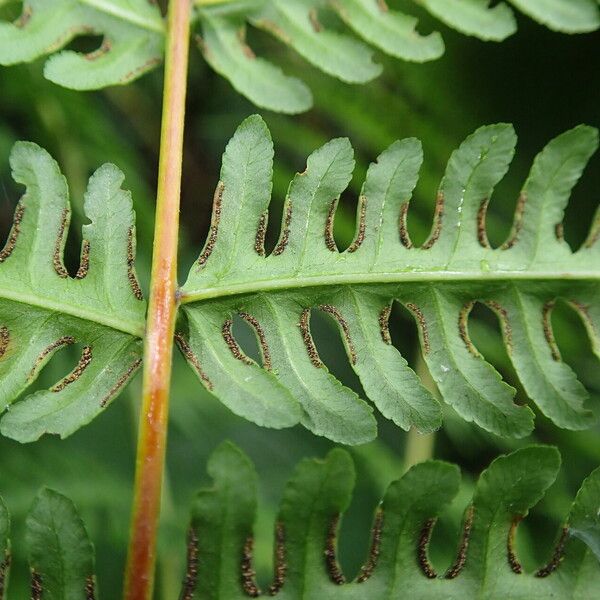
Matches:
[[0, 3, 598, 597]]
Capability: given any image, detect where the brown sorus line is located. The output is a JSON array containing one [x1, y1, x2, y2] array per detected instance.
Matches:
[[180, 527, 199, 600], [51, 345, 93, 392], [222, 318, 253, 365], [0, 204, 24, 263], [241, 536, 261, 597], [347, 195, 367, 253], [198, 181, 224, 268], [100, 357, 143, 407], [501, 192, 526, 250], [422, 191, 444, 250], [325, 514, 346, 585], [127, 227, 144, 300], [273, 199, 292, 256], [268, 522, 287, 595], [357, 509, 384, 583], [535, 526, 568, 578], [76, 240, 91, 279], [325, 199, 338, 252], [53, 207, 70, 278], [255, 211, 268, 257], [406, 303, 430, 354], [174, 333, 213, 390], [445, 505, 474, 579], [239, 312, 272, 370], [417, 517, 438, 579], [507, 517, 523, 574], [299, 308, 322, 368], [319, 304, 357, 364]]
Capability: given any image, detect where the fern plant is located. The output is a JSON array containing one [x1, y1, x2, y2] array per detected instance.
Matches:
[[1, 118, 597, 444], [0, 444, 598, 599], [0, 142, 145, 443], [0, 488, 98, 599], [181, 442, 600, 599], [0, 117, 598, 596], [1, 0, 599, 112], [178, 115, 600, 444], [0, 0, 598, 597], [0, 115, 599, 595]]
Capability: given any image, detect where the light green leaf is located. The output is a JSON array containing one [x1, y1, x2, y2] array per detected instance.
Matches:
[[0, 0, 164, 89], [197, 13, 313, 114], [182, 442, 259, 600], [417, 0, 517, 40], [179, 115, 599, 444], [1, 0, 597, 109], [180, 443, 600, 599], [0, 142, 145, 442], [508, 0, 600, 32], [251, 0, 382, 83], [331, 0, 445, 62], [26, 488, 96, 599]]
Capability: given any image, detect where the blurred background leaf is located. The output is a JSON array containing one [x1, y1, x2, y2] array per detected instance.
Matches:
[[1, 0, 598, 113], [0, 7, 598, 598]]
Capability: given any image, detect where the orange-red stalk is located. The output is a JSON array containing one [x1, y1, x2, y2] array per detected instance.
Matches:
[[124, 1, 191, 598]]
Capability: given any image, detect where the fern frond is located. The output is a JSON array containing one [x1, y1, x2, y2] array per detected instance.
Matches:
[[0, 0, 164, 89], [181, 442, 600, 599], [0, 142, 145, 442], [180, 116, 600, 444], [193, 0, 600, 112], [507, 0, 600, 33], [26, 489, 97, 598], [0, 1, 597, 111], [0, 488, 97, 599], [419, 0, 600, 39]]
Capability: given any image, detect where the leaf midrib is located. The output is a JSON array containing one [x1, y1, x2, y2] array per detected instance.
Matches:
[[0, 287, 144, 338], [181, 268, 599, 304]]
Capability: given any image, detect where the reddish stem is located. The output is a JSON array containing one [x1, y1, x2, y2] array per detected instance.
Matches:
[[124, 1, 191, 598]]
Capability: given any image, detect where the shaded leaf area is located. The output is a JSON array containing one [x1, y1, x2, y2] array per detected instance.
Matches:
[[194, 0, 600, 112], [0, 488, 97, 599], [0, 142, 145, 443], [0, 1, 598, 111], [180, 442, 600, 599], [180, 115, 600, 445], [0, 0, 164, 89]]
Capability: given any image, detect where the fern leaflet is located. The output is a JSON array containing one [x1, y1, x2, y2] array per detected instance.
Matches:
[[0, 142, 145, 443], [0, 445, 597, 598], [0, 488, 97, 599], [0, 1, 598, 111], [0, 0, 164, 89], [180, 442, 600, 599], [179, 115, 600, 444]]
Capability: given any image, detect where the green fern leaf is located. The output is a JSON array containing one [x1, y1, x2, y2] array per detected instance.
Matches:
[[26, 488, 97, 599], [418, 0, 518, 41], [180, 442, 600, 599], [0, 488, 97, 598], [0, 0, 164, 89], [197, 11, 313, 114], [508, 0, 600, 32], [193, 0, 600, 111], [418, 0, 600, 37], [330, 0, 444, 62], [0, 142, 145, 443], [179, 115, 599, 444], [1, 1, 598, 111]]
